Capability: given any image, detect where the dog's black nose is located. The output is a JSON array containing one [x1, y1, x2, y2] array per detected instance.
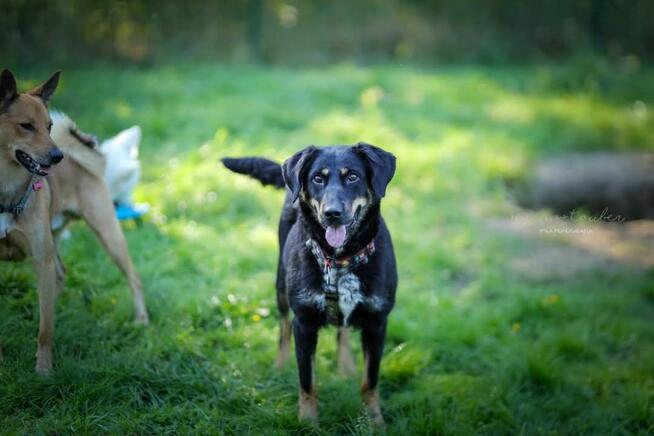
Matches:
[[49, 147, 64, 164], [324, 207, 342, 220]]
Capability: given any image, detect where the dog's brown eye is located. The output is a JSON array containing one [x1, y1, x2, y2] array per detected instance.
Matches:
[[19, 122, 35, 132], [312, 174, 324, 184], [346, 173, 359, 183]]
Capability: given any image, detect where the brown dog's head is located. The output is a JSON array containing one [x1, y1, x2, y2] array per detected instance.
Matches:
[[0, 69, 63, 176]]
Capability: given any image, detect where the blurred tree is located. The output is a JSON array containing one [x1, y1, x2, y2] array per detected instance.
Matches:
[[0, 0, 652, 65]]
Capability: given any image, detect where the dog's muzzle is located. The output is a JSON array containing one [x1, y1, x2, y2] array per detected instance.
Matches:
[[15, 148, 63, 176]]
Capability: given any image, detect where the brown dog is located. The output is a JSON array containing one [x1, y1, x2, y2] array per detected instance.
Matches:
[[0, 70, 148, 374]]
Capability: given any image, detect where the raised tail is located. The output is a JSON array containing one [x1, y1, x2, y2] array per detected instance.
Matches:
[[221, 157, 285, 188]]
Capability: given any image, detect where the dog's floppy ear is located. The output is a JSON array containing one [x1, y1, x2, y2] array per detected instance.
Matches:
[[0, 69, 18, 112], [29, 70, 61, 103], [282, 145, 319, 203], [353, 142, 396, 198]]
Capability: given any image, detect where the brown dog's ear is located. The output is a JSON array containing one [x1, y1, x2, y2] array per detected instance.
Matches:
[[282, 145, 319, 203], [29, 70, 61, 103], [0, 69, 19, 112], [353, 142, 396, 199]]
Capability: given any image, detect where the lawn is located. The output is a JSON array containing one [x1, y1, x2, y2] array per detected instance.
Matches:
[[1, 62, 653, 434]]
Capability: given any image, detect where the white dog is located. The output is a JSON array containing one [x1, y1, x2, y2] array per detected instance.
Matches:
[[99, 125, 142, 206], [51, 111, 142, 205]]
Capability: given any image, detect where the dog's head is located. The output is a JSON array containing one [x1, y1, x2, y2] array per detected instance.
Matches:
[[0, 69, 63, 176], [282, 143, 396, 248]]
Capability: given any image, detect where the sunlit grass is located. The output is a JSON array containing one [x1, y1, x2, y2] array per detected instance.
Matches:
[[1, 62, 653, 434]]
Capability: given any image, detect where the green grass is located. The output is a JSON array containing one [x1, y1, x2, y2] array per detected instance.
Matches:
[[1, 62, 654, 434]]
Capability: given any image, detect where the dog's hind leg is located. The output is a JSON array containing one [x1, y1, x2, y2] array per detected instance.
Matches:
[[276, 313, 292, 369], [337, 327, 356, 376], [54, 249, 66, 295], [79, 180, 149, 325], [275, 261, 292, 369], [361, 321, 387, 427]]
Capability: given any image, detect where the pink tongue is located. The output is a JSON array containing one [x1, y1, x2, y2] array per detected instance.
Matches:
[[325, 225, 347, 248]]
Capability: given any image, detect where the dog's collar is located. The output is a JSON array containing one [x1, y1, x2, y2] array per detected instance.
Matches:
[[306, 238, 375, 271], [0, 175, 44, 217]]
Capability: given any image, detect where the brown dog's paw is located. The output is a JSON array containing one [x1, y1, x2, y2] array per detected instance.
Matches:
[[35, 347, 53, 376], [298, 389, 319, 425], [134, 311, 150, 326]]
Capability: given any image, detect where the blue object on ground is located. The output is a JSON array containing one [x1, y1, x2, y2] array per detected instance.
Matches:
[[115, 203, 149, 221]]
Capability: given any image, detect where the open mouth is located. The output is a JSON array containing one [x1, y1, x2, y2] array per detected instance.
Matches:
[[15, 150, 51, 176], [324, 205, 362, 248]]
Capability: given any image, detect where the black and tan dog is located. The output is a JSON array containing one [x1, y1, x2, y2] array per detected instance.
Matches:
[[223, 143, 397, 426]]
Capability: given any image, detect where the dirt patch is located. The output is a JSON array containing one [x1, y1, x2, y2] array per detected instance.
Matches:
[[485, 209, 654, 281], [513, 152, 654, 221]]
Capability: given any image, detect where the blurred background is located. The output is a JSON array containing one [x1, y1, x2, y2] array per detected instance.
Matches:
[[3, 0, 654, 65], [1, 1, 653, 434]]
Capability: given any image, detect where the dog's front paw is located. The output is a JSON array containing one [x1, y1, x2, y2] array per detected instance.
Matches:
[[362, 388, 386, 428], [35, 346, 53, 375], [298, 389, 319, 425]]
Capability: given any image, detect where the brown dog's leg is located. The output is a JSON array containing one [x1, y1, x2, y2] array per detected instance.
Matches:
[[79, 180, 149, 324], [337, 327, 356, 376], [35, 260, 57, 374], [275, 314, 292, 369], [54, 249, 66, 295], [30, 238, 58, 375], [361, 322, 387, 427]]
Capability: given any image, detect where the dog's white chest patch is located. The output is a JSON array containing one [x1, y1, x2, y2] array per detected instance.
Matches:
[[336, 273, 363, 325], [322, 267, 364, 325], [0, 213, 14, 239]]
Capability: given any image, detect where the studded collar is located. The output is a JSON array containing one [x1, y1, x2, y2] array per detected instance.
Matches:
[[306, 238, 375, 271]]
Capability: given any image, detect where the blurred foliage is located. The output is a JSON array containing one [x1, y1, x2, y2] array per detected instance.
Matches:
[[1, 0, 653, 65]]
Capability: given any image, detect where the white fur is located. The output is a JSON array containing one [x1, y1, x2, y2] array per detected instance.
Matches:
[[99, 126, 141, 205], [51, 110, 142, 205], [337, 273, 363, 325], [0, 213, 14, 239], [298, 273, 382, 326], [297, 288, 326, 311]]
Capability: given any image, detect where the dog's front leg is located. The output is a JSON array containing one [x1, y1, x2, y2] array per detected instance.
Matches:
[[361, 321, 387, 427], [31, 235, 58, 375], [293, 316, 319, 424]]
